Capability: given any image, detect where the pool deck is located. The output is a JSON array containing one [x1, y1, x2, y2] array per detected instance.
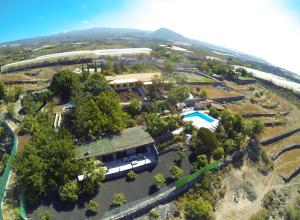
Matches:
[[181, 110, 219, 131]]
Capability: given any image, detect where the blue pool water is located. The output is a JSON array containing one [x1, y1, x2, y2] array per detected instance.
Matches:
[[184, 112, 215, 123]]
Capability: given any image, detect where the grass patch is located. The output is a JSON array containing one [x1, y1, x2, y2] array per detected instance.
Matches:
[[187, 76, 215, 83]]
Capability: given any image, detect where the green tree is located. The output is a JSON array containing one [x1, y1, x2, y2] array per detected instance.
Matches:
[[153, 173, 165, 188], [167, 85, 189, 105], [58, 180, 79, 202], [73, 92, 129, 138], [112, 193, 127, 207], [164, 60, 174, 73], [81, 159, 106, 194], [185, 197, 212, 220], [169, 165, 184, 180], [20, 112, 53, 135], [49, 69, 80, 101], [83, 73, 113, 96], [0, 81, 5, 100], [13, 128, 79, 204], [143, 113, 167, 137], [196, 155, 208, 168], [192, 127, 219, 158], [7, 103, 15, 118]]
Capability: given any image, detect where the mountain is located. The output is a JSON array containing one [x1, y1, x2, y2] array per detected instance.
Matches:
[[2, 26, 299, 83], [150, 28, 187, 42], [2, 27, 265, 63]]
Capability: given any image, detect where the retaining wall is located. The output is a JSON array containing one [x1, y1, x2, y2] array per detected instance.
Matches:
[[3, 79, 51, 85], [213, 95, 245, 103], [186, 81, 224, 86], [272, 144, 300, 160], [264, 121, 286, 127], [260, 127, 300, 146], [282, 166, 300, 183]]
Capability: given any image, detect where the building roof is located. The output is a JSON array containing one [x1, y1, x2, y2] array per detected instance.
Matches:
[[105, 72, 161, 83], [109, 78, 138, 85], [75, 126, 154, 159]]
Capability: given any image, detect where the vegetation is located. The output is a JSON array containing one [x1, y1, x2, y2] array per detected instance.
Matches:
[[169, 165, 184, 180], [126, 98, 142, 116], [21, 91, 52, 114], [58, 180, 80, 203], [149, 209, 160, 218], [0, 81, 6, 100], [49, 69, 80, 101], [87, 200, 100, 213], [37, 210, 54, 220], [112, 193, 127, 207], [144, 113, 180, 137], [13, 127, 79, 204], [126, 170, 137, 181], [192, 127, 219, 159], [184, 197, 212, 220], [167, 84, 189, 105], [72, 91, 129, 139], [153, 173, 166, 188]]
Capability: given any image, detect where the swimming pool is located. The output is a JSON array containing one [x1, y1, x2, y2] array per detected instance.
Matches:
[[182, 110, 219, 130], [184, 111, 215, 123]]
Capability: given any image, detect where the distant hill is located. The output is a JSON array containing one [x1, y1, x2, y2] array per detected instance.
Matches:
[[2, 27, 266, 63], [150, 28, 187, 42], [2, 26, 299, 82]]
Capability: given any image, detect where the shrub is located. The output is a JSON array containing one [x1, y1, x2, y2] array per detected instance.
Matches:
[[196, 155, 208, 168], [185, 197, 212, 220], [287, 206, 300, 220], [177, 151, 185, 161], [58, 180, 79, 202], [112, 193, 127, 207], [169, 165, 184, 180], [154, 173, 166, 188], [88, 200, 99, 213], [37, 210, 54, 220], [243, 181, 257, 202], [213, 147, 224, 160], [149, 209, 160, 218], [127, 170, 137, 181], [250, 208, 268, 220]]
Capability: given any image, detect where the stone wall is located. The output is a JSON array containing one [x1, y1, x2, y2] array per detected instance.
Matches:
[[213, 95, 245, 103], [260, 127, 300, 146], [272, 144, 300, 160]]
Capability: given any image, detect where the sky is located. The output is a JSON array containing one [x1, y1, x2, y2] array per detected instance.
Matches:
[[1, 0, 300, 75]]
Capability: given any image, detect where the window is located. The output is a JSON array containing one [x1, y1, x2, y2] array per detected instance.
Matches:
[[116, 151, 127, 160], [102, 154, 114, 163], [136, 146, 147, 154]]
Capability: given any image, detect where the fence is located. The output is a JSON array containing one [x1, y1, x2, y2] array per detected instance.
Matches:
[[0, 121, 27, 220], [0, 122, 17, 220], [175, 160, 220, 188]]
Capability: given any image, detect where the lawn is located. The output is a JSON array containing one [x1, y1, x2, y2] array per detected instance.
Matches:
[[186, 75, 215, 83]]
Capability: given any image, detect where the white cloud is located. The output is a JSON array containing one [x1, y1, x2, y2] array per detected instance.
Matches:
[[106, 0, 300, 75]]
